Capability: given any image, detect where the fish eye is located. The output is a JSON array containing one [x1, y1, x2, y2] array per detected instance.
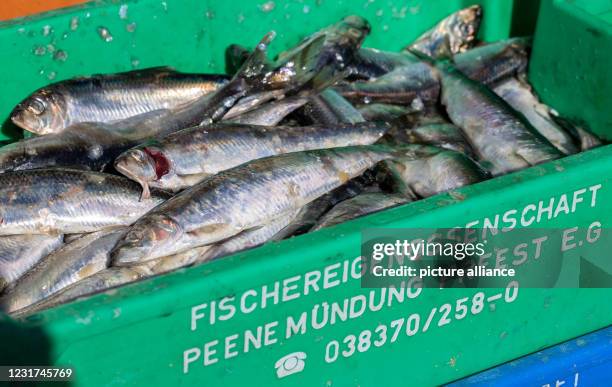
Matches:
[[27, 97, 47, 115]]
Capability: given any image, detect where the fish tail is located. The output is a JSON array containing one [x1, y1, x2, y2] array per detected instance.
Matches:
[[232, 31, 277, 85]]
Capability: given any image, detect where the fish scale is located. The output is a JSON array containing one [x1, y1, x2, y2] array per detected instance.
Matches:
[[63, 74, 228, 124], [0, 234, 64, 292]]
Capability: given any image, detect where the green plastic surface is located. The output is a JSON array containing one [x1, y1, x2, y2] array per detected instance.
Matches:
[[529, 0, 612, 139], [0, 1, 611, 386]]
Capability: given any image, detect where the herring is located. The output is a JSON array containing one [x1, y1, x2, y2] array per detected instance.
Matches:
[[0, 169, 170, 236], [0, 234, 64, 293], [114, 122, 388, 197], [10, 68, 229, 135], [493, 78, 578, 155], [436, 62, 562, 175]]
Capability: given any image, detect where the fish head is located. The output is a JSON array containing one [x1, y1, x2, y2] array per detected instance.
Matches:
[[115, 146, 170, 191], [337, 15, 371, 45], [446, 5, 482, 53], [10, 89, 67, 135], [111, 214, 183, 265], [324, 16, 370, 59]]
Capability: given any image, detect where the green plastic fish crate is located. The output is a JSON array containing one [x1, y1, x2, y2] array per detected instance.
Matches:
[[0, 0, 611, 386]]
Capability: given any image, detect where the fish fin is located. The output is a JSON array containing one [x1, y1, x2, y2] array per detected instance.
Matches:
[[186, 223, 240, 244], [513, 148, 538, 167], [273, 34, 328, 89], [128, 66, 177, 76], [233, 31, 277, 84], [194, 245, 221, 263], [194, 223, 269, 263]]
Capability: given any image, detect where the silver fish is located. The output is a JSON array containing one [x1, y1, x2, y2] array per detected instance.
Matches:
[[272, 15, 370, 92], [0, 169, 170, 236], [550, 115, 603, 151], [301, 89, 366, 125], [227, 95, 309, 126], [222, 90, 285, 120], [2, 33, 302, 174], [114, 122, 388, 197], [405, 5, 482, 58], [11, 266, 152, 318], [351, 48, 418, 79], [12, 246, 212, 317], [111, 145, 409, 265], [454, 37, 530, 87], [378, 148, 489, 198], [358, 103, 420, 122], [438, 63, 562, 175], [493, 78, 578, 155], [0, 228, 127, 313], [10, 68, 229, 135], [311, 193, 410, 231], [387, 123, 476, 157], [0, 234, 64, 293], [334, 62, 439, 105]]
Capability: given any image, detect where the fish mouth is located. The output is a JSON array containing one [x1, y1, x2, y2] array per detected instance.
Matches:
[[9, 110, 29, 131], [10, 111, 48, 135]]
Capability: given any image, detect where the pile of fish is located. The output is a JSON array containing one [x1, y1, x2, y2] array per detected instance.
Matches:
[[0, 5, 603, 316]]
